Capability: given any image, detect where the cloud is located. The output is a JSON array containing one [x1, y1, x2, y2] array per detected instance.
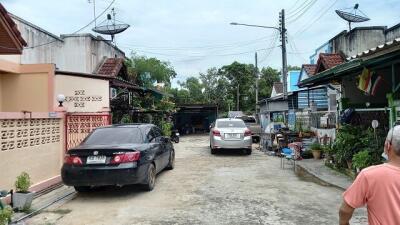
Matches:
[[3, 0, 400, 89]]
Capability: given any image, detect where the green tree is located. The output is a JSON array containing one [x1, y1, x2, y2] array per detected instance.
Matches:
[[199, 67, 231, 111], [178, 77, 205, 103], [126, 53, 177, 87], [258, 67, 280, 99], [219, 61, 255, 113]]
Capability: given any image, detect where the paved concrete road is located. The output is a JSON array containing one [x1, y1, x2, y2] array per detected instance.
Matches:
[[28, 135, 367, 225]]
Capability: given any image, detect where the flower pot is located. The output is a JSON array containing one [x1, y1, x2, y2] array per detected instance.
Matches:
[[312, 150, 321, 159], [12, 192, 34, 210]]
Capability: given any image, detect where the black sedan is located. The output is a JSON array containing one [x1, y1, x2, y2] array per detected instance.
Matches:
[[61, 124, 175, 192]]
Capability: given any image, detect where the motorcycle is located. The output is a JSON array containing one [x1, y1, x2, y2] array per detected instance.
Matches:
[[171, 130, 180, 143]]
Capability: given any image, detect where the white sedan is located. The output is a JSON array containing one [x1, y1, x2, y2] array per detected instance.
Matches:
[[209, 118, 252, 155]]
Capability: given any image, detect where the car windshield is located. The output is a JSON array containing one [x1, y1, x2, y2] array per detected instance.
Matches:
[[237, 117, 256, 123], [217, 120, 246, 128], [82, 128, 143, 145]]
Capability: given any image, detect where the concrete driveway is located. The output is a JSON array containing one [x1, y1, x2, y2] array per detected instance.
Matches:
[[27, 134, 367, 225]]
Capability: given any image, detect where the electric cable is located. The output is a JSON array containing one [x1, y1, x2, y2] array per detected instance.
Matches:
[[24, 0, 115, 49], [293, 0, 339, 36]]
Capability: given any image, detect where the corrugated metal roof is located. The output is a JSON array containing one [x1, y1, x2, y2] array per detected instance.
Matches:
[[348, 38, 400, 59]]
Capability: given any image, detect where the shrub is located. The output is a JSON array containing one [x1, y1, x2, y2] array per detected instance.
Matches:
[[310, 142, 322, 151], [160, 120, 172, 136], [120, 114, 132, 124], [0, 206, 13, 225], [352, 150, 372, 170], [15, 172, 31, 193]]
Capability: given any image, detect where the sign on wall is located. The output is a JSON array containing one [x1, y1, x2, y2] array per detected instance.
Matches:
[[65, 90, 103, 108], [55, 75, 109, 113]]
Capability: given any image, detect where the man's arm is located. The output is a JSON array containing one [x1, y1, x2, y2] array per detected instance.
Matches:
[[339, 200, 355, 225]]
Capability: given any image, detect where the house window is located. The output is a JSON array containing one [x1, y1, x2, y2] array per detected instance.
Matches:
[[110, 88, 117, 99]]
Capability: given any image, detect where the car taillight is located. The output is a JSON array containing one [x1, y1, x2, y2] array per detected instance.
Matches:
[[212, 130, 221, 137], [110, 152, 140, 164], [64, 155, 83, 165], [244, 129, 252, 137]]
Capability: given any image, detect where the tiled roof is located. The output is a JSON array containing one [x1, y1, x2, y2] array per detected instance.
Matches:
[[316, 53, 344, 73], [0, 3, 27, 54], [302, 64, 317, 76], [273, 82, 283, 94], [97, 58, 124, 77]]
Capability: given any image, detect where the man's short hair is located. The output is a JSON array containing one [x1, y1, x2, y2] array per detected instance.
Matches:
[[386, 126, 400, 156]]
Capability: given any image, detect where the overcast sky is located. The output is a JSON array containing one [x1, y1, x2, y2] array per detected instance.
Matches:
[[3, 0, 400, 86]]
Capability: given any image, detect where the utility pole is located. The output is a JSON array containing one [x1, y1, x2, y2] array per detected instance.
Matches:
[[255, 52, 259, 115], [279, 9, 288, 99], [237, 83, 240, 111]]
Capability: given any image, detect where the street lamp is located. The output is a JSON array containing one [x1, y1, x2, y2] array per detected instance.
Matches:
[[230, 12, 288, 101], [230, 22, 280, 31]]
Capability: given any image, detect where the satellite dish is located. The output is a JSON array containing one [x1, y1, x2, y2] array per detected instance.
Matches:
[[92, 8, 130, 41], [335, 3, 370, 30]]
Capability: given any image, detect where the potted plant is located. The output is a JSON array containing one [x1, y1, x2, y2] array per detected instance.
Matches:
[[12, 172, 34, 211], [310, 142, 322, 160]]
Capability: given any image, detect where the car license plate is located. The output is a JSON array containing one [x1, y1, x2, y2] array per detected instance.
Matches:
[[225, 133, 240, 139], [86, 155, 106, 164]]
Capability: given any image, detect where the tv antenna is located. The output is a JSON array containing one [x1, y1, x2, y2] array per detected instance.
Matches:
[[92, 8, 130, 42], [335, 3, 370, 31]]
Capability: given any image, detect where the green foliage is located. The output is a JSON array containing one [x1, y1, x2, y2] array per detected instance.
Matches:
[[331, 125, 385, 169], [219, 61, 256, 112], [0, 206, 13, 225], [352, 150, 372, 170], [155, 97, 175, 113], [310, 142, 322, 151], [159, 120, 172, 136], [259, 67, 280, 98], [15, 172, 31, 193], [127, 53, 176, 88], [177, 77, 205, 103], [120, 114, 132, 124]]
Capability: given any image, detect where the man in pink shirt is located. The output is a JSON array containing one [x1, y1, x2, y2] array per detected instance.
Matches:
[[339, 126, 400, 225]]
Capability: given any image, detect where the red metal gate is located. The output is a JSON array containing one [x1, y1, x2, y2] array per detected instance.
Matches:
[[65, 113, 111, 150]]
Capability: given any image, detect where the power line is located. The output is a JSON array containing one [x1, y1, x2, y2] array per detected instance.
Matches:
[[286, 0, 313, 17], [126, 46, 279, 59], [119, 35, 276, 51], [287, 0, 318, 24], [259, 29, 280, 64], [293, 0, 339, 36], [24, 0, 115, 49]]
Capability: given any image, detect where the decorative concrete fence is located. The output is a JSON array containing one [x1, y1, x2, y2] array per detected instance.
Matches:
[[0, 113, 63, 191]]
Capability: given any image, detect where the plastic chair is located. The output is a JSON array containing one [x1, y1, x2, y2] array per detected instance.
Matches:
[[280, 147, 296, 170]]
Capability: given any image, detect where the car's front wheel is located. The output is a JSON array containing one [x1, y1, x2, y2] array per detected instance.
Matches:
[[143, 163, 156, 191], [74, 186, 91, 193]]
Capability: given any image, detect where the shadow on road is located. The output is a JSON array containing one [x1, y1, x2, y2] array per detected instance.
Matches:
[[74, 170, 171, 199], [211, 149, 251, 157]]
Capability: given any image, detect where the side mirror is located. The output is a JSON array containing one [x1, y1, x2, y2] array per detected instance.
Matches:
[[160, 136, 169, 143]]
